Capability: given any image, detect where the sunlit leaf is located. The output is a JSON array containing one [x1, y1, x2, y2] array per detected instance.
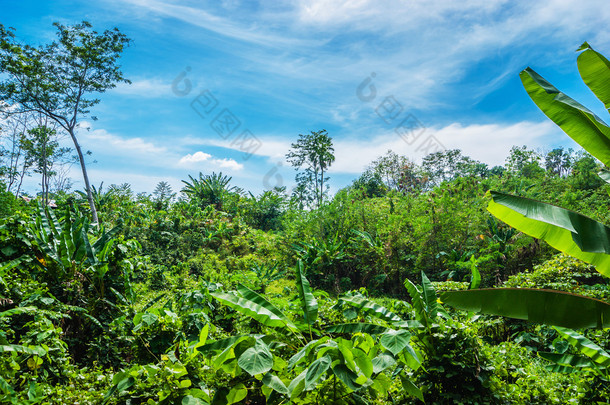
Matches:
[[488, 191, 610, 276], [237, 340, 273, 376], [380, 329, 411, 356], [577, 43, 610, 113], [295, 260, 318, 327], [521, 67, 610, 166]]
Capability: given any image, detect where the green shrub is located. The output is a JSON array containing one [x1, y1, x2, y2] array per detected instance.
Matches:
[[503, 254, 610, 300]]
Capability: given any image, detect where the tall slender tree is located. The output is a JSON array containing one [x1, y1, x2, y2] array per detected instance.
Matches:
[[0, 21, 131, 223], [286, 129, 335, 208]]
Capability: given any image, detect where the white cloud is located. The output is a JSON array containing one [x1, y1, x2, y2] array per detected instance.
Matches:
[[328, 120, 557, 174], [182, 136, 290, 161], [179, 151, 212, 164], [178, 150, 244, 171], [214, 158, 244, 170]]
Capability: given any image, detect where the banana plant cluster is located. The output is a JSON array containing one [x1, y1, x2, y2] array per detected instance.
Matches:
[[441, 43, 610, 372], [29, 204, 119, 279]]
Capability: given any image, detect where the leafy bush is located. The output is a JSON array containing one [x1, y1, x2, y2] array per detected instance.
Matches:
[[503, 254, 610, 300]]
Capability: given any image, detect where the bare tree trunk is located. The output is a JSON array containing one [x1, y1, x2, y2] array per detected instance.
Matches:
[[68, 128, 98, 223], [319, 166, 324, 208], [42, 133, 48, 206]]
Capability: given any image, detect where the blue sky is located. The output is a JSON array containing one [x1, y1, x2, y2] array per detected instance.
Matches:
[[3, 0, 610, 196]]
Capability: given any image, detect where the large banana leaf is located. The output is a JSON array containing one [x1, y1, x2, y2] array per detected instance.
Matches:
[[295, 261, 318, 328], [440, 288, 610, 329], [553, 326, 610, 368], [488, 191, 610, 276], [211, 289, 300, 333], [520, 67, 610, 166], [577, 43, 610, 113]]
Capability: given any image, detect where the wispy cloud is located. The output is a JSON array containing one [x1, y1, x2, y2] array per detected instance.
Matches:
[[113, 78, 171, 98], [119, 0, 322, 48], [77, 123, 167, 156]]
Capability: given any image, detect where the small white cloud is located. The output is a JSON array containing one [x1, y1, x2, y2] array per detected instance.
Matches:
[[179, 151, 212, 164], [213, 158, 244, 171], [178, 151, 243, 171]]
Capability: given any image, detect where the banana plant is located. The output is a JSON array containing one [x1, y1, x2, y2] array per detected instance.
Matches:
[[441, 43, 610, 329], [197, 261, 425, 403], [29, 204, 119, 276], [538, 326, 610, 377]]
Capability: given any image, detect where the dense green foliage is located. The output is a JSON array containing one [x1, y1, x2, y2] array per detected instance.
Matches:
[[2, 22, 610, 405], [2, 137, 610, 403]]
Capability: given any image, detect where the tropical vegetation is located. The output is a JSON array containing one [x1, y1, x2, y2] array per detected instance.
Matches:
[[2, 22, 610, 405]]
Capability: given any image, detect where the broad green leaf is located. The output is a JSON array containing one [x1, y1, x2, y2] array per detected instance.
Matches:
[[0, 344, 46, 356], [295, 260, 318, 327], [554, 326, 610, 368], [325, 323, 390, 335], [0, 306, 38, 318], [304, 355, 331, 389], [400, 375, 424, 402], [441, 288, 610, 329], [469, 256, 481, 290], [211, 388, 230, 405], [332, 363, 364, 391], [380, 329, 411, 356], [182, 395, 206, 405], [237, 340, 273, 376], [337, 338, 358, 372], [521, 66, 610, 166], [353, 348, 373, 378], [577, 44, 610, 112], [404, 278, 428, 327], [235, 284, 298, 332], [372, 351, 396, 374], [0, 374, 15, 396], [488, 191, 610, 276], [371, 373, 391, 396], [92, 224, 120, 252], [226, 383, 247, 405], [287, 337, 327, 369], [420, 272, 438, 317], [211, 291, 300, 332], [116, 376, 135, 393], [262, 372, 289, 395], [193, 323, 209, 353], [200, 335, 252, 353]]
